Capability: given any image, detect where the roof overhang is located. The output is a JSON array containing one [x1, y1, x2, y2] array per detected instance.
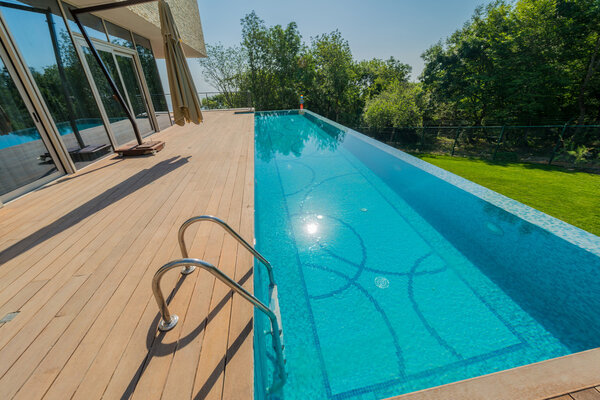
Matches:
[[66, 0, 206, 58]]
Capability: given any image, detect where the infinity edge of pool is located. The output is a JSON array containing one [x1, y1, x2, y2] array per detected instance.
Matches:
[[252, 109, 600, 400]]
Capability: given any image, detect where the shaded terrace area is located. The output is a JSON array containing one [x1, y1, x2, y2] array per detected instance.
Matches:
[[0, 110, 255, 399]]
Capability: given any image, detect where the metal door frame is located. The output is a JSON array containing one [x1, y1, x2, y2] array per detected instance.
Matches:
[[112, 51, 144, 124], [73, 34, 159, 135]]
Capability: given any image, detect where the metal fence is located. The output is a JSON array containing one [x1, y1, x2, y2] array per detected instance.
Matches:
[[164, 91, 253, 110], [353, 124, 600, 171]]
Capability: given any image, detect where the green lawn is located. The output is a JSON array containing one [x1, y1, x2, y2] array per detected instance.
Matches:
[[415, 154, 600, 236]]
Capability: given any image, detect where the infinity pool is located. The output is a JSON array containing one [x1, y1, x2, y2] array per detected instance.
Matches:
[[253, 110, 600, 400]]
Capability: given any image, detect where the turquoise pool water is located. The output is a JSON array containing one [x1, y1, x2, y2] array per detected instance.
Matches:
[[253, 111, 600, 400]]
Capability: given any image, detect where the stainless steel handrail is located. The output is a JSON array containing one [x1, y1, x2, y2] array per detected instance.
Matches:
[[178, 215, 275, 286], [152, 258, 286, 392]]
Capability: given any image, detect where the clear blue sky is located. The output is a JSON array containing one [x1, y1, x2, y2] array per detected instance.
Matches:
[[157, 0, 488, 93]]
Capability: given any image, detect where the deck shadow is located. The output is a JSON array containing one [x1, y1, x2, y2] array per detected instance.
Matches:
[[0, 156, 189, 268], [121, 267, 253, 399], [194, 319, 253, 400], [46, 157, 125, 186]]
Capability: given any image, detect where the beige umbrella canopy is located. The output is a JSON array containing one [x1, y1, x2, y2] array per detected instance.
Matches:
[[159, 0, 203, 126]]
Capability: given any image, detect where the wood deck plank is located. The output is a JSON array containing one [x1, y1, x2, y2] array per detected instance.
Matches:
[[570, 388, 600, 400], [159, 117, 249, 400], [131, 116, 247, 400], [189, 130, 248, 400], [12, 153, 202, 400], [53, 115, 235, 400], [59, 128, 229, 400], [222, 117, 255, 400], [0, 159, 143, 285], [0, 111, 255, 400], [0, 154, 191, 353]]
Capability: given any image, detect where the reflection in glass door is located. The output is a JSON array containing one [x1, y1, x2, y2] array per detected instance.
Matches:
[[114, 53, 153, 137], [0, 0, 114, 169], [0, 51, 61, 202], [77, 39, 153, 146]]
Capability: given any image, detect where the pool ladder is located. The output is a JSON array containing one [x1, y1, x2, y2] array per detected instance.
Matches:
[[151, 215, 287, 393]]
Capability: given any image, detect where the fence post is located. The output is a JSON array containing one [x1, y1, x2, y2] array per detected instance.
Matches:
[[492, 126, 506, 161], [548, 123, 569, 165], [451, 126, 462, 156], [420, 127, 426, 148]]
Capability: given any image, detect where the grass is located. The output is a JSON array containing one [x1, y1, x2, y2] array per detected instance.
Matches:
[[415, 154, 600, 236]]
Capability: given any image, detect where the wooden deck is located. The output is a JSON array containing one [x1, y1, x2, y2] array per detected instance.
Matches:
[[549, 387, 600, 400], [0, 110, 255, 400]]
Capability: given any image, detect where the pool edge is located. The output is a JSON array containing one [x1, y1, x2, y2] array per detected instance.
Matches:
[[384, 346, 600, 400]]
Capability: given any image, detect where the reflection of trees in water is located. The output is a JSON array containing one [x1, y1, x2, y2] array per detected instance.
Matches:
[[255, 115, 345, 162]]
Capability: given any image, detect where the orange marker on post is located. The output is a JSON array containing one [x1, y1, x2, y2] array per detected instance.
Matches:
[[300, 94, 304, 110]]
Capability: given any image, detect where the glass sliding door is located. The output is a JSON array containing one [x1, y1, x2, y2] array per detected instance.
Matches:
[[76, 38, 153, 145], [0, 47, 62, 202], [114, 53, 153, 137], [79, 44, 134, 147], [0, 0, 114, 168]]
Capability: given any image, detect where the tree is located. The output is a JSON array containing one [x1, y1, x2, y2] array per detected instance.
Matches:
[[420, 0, 600, 127], [354, 57, 411, 100], [363, 82, 424, 128], [304, 30, 361, 124], [240, 11, 303, 110], [198, 43, 247, 108]]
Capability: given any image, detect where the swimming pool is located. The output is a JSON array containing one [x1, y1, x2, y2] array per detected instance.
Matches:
[[253, 110, 600, 400]]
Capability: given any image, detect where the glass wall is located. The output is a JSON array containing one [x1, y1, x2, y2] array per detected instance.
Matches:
[[0, 53, 60, 200], [62, 1, 144, 147], [78, 45, 133, 146], [0, 0, 113, 167], [0, 0, 174, 200], [61, 2, 107, 41], [133, 33, 171, 130], [114, 53, 153, 137], [105, 21, 134, 49]]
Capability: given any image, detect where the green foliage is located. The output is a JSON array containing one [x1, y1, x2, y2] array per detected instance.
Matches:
[[421, 0, 600, 126], [354, 57, 411, 100], [303, 31, 362, 124], [209, 11, 412, 126], [206, 2, 600, 137], [363, 82, 424, 128], [0, 68, 31, 133], [199, 43, 247, 108], [567, 145, 591, 164], [136, 42, 169, 112], [240, 11, 303, 110]]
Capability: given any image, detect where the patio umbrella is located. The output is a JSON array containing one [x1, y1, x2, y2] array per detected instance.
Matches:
[[159, 0, 203, 126]]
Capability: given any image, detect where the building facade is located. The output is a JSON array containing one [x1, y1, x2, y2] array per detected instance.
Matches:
[[0, 0, 205, 204]]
